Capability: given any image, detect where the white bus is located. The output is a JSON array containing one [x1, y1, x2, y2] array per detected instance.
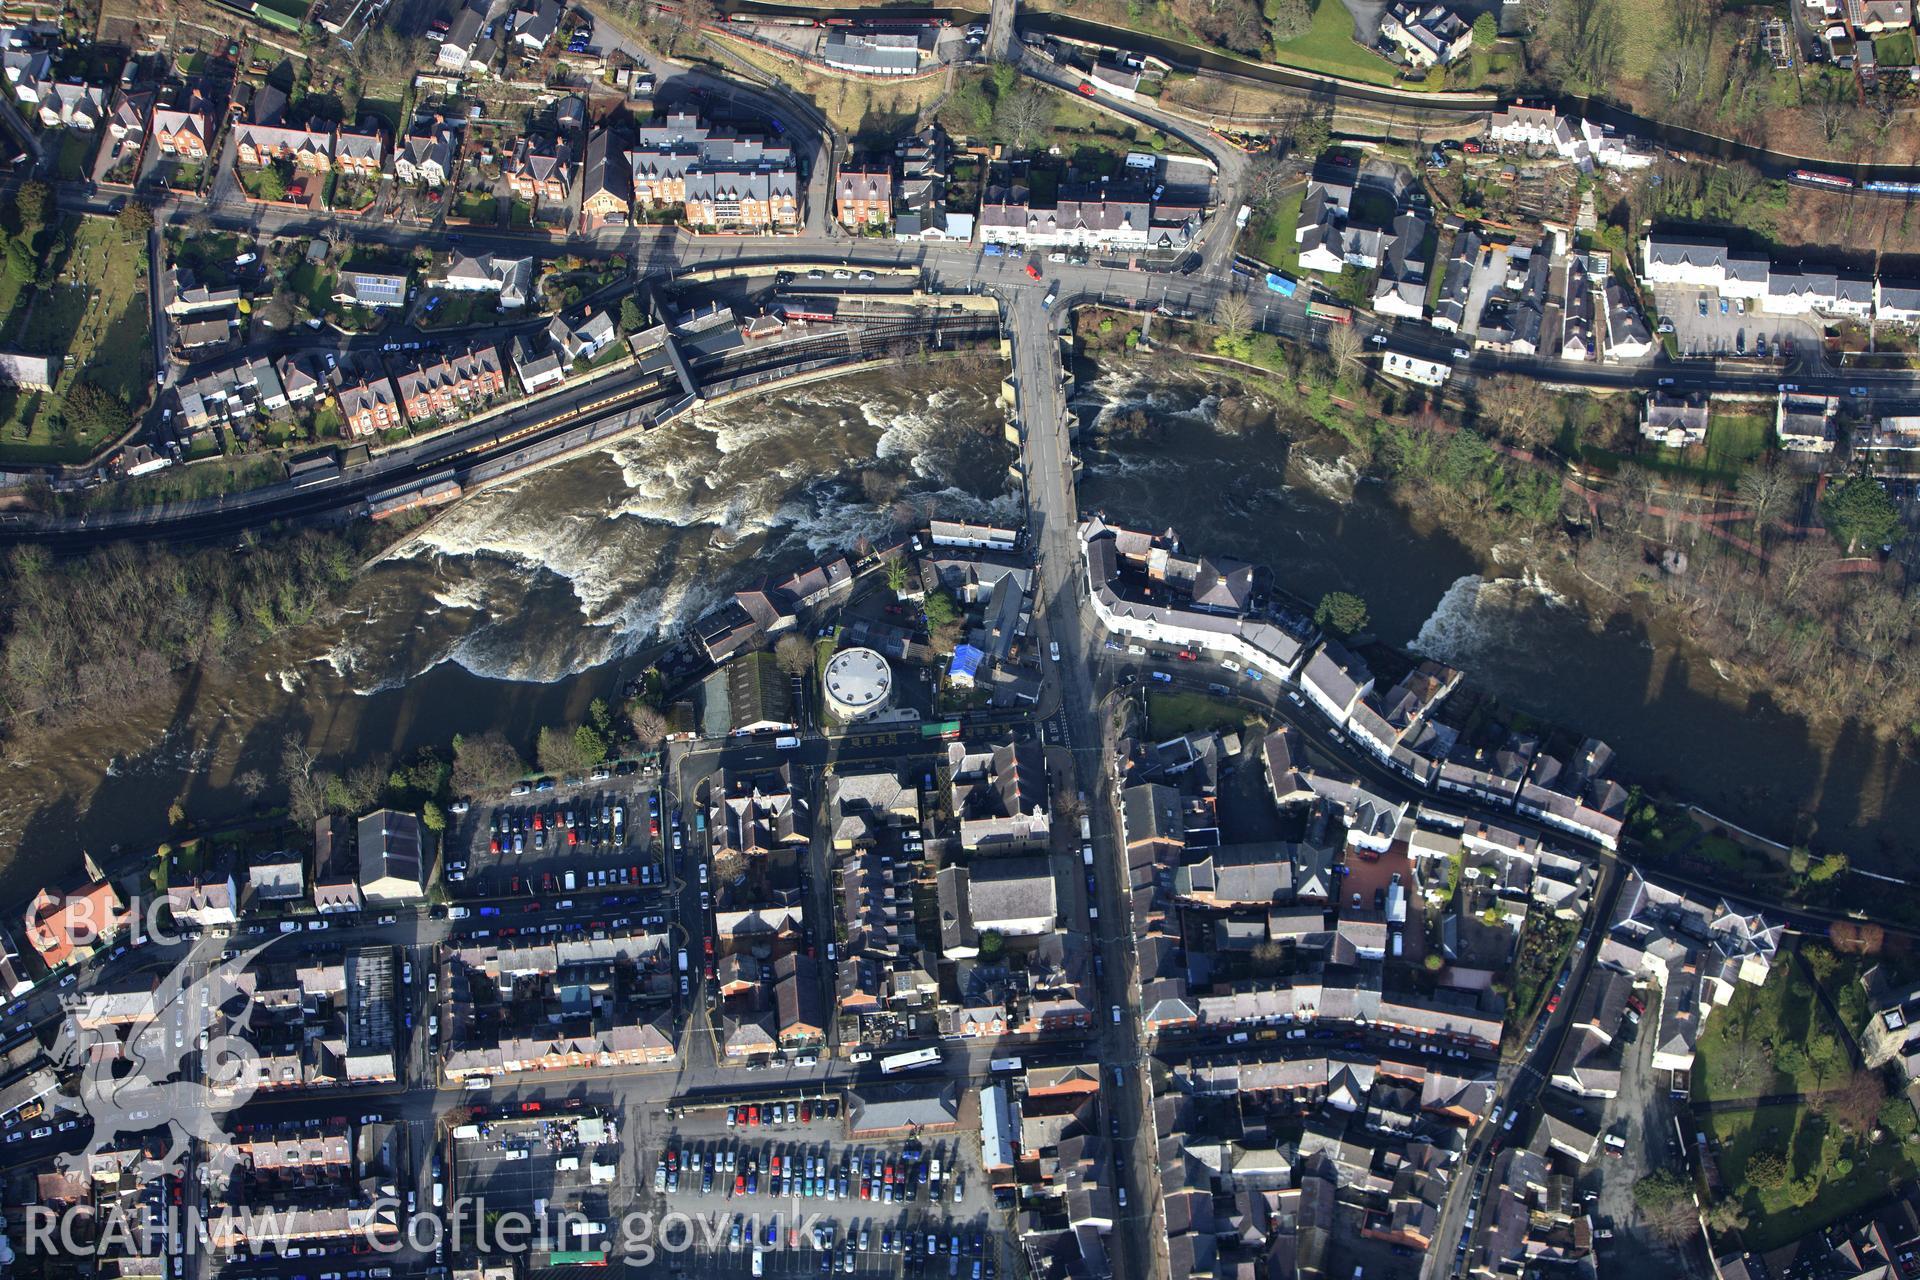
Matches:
[[879, 1047, 942, 1074], [989, 1057, 1024, 1074]]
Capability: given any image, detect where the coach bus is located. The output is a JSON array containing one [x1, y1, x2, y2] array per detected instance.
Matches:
[[880, 1046, 942, 1074]]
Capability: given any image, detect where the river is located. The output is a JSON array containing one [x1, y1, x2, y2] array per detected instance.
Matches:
[[0, 369, 1017, 893], [1069, 364, 1920, 867], [1, 360, 1910, 894]]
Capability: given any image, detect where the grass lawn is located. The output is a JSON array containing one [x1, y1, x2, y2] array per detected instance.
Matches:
[[454, 191, 497, 224], [1694, 952, 1848, 1101], [1705, 1102, 1920, 1250], [1642, 411, 1773, 484], [53, 131, 94, 182], [0, 216, 151, 466], [1246, 185, 1304, 274], [1145, 689, 1254, 737], [1877, 29, 1917, 65], [1614, 0, 1670, 82], [81, 454, 285, 509], [1270, 0, 1406, 87]]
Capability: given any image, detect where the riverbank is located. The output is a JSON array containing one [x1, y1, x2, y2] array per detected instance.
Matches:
[[0, 365, 1019, 896], [1068, 335, 1920, 869]]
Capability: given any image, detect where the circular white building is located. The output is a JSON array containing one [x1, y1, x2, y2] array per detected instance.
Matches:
[[823, 646, 893, 725]]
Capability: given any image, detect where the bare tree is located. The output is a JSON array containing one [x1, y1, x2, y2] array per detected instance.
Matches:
[[628, 703, 669, 748], [774, 633, 814, 677], [1736, 460, 1794, 537], [1721, 1035, 1768, 1092], [1325, 323, 1364, 384], [1810, 73, 1855, 146], [1244, 151, 1294, 210], [994, 86, 1056, 152], [1824, 1069, 1887, 1136], [1215, 292, 1253, 339], [280, 734, 331, 829]]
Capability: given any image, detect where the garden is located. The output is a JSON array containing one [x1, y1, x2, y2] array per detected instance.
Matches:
[[0, 215, 153, 465]]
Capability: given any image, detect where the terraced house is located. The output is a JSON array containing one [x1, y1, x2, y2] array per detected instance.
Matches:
[[333, 129, 384, 177], [235, 123, 333, 172], [336, 375, 403, 438], [394, 345, 506, 424], [150, 107, 209, 159], [835, 166, 892, 228], [686, 171, 799, 232]]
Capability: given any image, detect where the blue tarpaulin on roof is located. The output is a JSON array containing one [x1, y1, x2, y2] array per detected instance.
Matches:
[[948, 645, 985, 681]]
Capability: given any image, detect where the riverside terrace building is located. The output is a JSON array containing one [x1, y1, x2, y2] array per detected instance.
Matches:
[[1484, 104, 1654, 170], [1292, 627, 1629, 850], [1080, 518, 1311, 682], [436, 929, 675, 1082], [692, 554, 854, 661], [625, 111, 800, 231]]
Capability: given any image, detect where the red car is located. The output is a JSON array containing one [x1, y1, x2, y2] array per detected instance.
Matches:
[[801, 1102, 812, 1122], [489, 838, 501, 853], [704, 937, 715, 956], [1176, 649, 1198, 661], [532, 813, 544, 830], [734, 1174, 746, 1195], [567, 829, 578, 847], [520, 1101, 542, 1114], [650, 817, 661, 836], [748, 1105, 760, 1126], [1546, 994, 1561, 1014], [1024, 263, 1041, 280], [1077, 80, 1096, 96]]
